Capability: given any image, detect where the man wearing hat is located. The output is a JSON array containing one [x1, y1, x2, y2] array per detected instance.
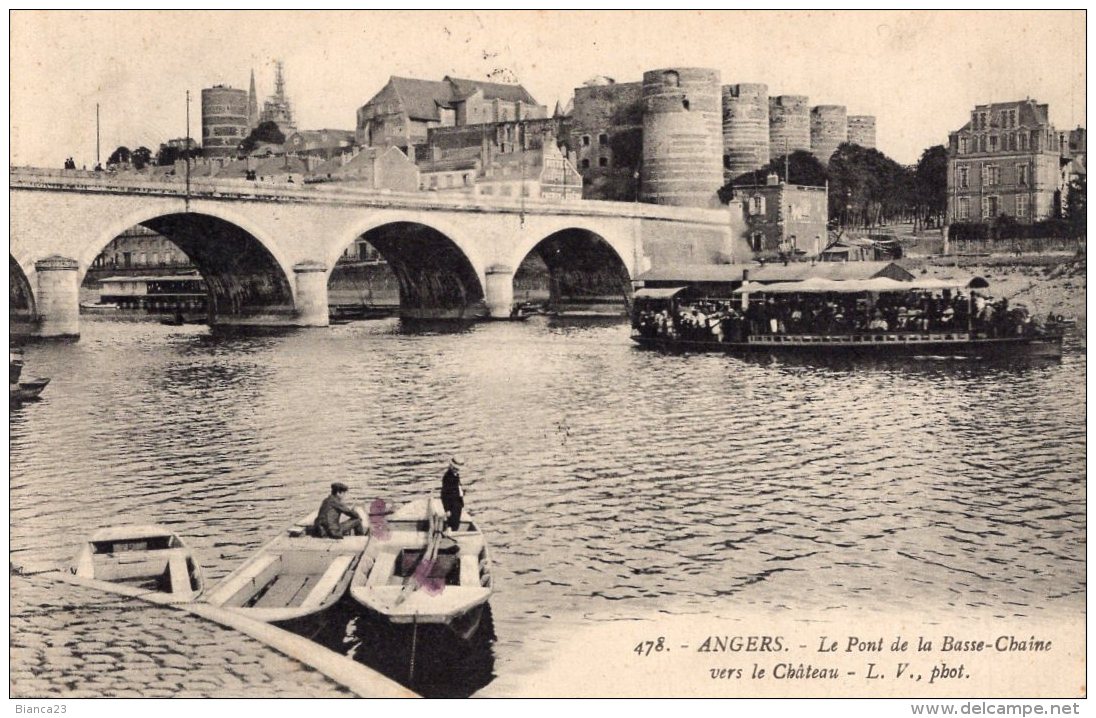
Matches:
[[440, 457, 466, 532], [313, 482, 365, 539]]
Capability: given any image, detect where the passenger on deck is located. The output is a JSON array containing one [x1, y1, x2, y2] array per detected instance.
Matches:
[[313, 482, 364, 539]]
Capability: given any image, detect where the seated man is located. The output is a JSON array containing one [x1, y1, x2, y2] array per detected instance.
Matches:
[[313, 482, 364, 539]]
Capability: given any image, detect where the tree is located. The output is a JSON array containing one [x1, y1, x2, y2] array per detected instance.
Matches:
[[131, 146, 152, 170], [718, 150, 828, 204], [107, 146, 131, 166], [239, 121, 286, 157], [827, 143, 914, 228], [157, 143, 203, 166], [1065, 174, 1086, 237], [913, 145, 948, 230]]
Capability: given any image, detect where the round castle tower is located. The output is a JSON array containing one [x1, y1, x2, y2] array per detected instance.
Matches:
[[722, 83, 770, 178], [810, 104, 848, 165], [768, 95, 811, 156], [640, 67, 724, 207]]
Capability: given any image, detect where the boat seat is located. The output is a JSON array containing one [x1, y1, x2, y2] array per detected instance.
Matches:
[[166, 552, 191, 594], [297, 554, 354, 610]]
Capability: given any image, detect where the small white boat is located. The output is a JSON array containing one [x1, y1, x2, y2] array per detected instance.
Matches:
[[79, 301, 119, 312], [203, 509, 368, 623], [349, 498, 493, 639], [67, 525, 205, 603]]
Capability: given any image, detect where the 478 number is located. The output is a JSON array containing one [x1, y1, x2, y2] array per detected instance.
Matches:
[[634, 636, 667, 656]]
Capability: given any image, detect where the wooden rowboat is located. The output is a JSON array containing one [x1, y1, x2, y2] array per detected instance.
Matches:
[[349, 498, 493, 639], [203, 508, 368, 623], [67, 525, 205, 603]]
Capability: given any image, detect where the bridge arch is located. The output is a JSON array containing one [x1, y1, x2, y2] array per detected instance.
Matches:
[[328, 214, 486, 318], [85, 207, 296, 320], [10, 254, 36, 321], [511, 223, 634, 310]]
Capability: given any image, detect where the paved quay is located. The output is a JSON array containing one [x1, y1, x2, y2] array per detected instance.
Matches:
[[11, 573, 358, 698]]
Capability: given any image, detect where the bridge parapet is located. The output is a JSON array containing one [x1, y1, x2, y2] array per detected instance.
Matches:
[[10, 167, 729, 225]]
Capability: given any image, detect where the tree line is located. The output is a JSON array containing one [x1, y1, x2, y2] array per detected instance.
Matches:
[[719, 143, 950, 231]]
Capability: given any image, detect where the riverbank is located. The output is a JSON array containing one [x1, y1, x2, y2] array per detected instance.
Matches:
[[902, 252, 1086, 327]]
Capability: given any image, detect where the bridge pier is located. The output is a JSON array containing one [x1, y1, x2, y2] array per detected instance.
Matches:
[[484, 264, 514, 319], [293, 261, 330, 327], [34, 255, 81, 338]]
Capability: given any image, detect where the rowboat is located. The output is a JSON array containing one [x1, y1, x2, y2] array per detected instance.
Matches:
[[67, 525, 205, 603], [349, 498, 493, 639], [203, 508, 368, 623], [11, 377, 50, 403]]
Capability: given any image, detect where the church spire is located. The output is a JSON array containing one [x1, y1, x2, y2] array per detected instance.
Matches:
[[247, 68, 259, 129]]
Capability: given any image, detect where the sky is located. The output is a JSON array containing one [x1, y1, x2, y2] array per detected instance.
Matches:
[[9, 10, 1086, 167]]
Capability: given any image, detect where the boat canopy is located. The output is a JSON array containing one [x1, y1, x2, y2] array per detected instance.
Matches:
[[634, 286, 689, 299], [733, 275, 987, 295]]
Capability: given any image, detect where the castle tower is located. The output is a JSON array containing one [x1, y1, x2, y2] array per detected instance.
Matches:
[[810, 105, 848, 165], [847, 115, 876, 149], [768, 95, 811, 157], [640, 67, 723, 207], [722, 83, 770, 178], [201, 85, 249, 159], [247, 69, 259, 130]]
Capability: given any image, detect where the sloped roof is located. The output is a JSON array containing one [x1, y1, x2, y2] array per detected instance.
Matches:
[[388, 77, 456, 121], [444, 76, 539, 104], [636, 261, 914, 284]]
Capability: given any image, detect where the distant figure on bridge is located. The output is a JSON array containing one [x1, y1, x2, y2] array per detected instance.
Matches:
[[312, 482, 364, 539], [440, 457, 466, 533]]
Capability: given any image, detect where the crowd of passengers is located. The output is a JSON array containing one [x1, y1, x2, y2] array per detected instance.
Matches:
[[633, 290, 1045, 343]]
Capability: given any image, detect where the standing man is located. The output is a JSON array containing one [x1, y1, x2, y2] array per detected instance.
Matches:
[[440, 457, 466, 532], [313, 482, 364, 539]]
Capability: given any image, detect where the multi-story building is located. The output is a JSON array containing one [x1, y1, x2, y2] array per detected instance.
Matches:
[[89, 225, 192, 272], [728, 173, 828, 259], [946, 99, 1064, 224], [355, 76, 547, 151]]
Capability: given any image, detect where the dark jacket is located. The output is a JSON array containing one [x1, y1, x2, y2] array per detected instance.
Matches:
[[441, 467, 464, 507], [314, 494, 356, 537]]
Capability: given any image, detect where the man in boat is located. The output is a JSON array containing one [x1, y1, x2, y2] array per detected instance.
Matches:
[[313, 482, 364, 539], [440, 457, 466, 533]]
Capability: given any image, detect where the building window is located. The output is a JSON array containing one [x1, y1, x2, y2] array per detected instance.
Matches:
[[580, 159, 590, 169], [990, 136, 998, 152], [582, 135, 590, 147], [959, 136, 968, 154], [958, 166, 969, 189], [1019, 132, 1027, 151], [958, 197, 970, 220], [982, 195, 999, 219], [1016, 195, 1028, 218], [1017, 164, 1029, 186], [598, 156, 608, 167], [749, 195, 766, 215], [599, 133, 608, 146], [750, 232, 764, 252], [985, 165, 999, 186]]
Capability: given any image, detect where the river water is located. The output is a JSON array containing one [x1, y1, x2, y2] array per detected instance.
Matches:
[[9, 317, 1087, 696]]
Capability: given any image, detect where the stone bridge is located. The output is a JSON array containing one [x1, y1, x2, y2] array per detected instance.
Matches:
[[10, 168, 744, 337]]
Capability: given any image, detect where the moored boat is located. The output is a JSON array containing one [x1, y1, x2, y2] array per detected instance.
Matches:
[[203, 509, 368, 623], [349, 498, 493, 639], [67, 524, 205, 603], [11, 377, 50, 403]]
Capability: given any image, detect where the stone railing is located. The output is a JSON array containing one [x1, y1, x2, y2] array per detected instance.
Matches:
[[10, 166, 731, 225]]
